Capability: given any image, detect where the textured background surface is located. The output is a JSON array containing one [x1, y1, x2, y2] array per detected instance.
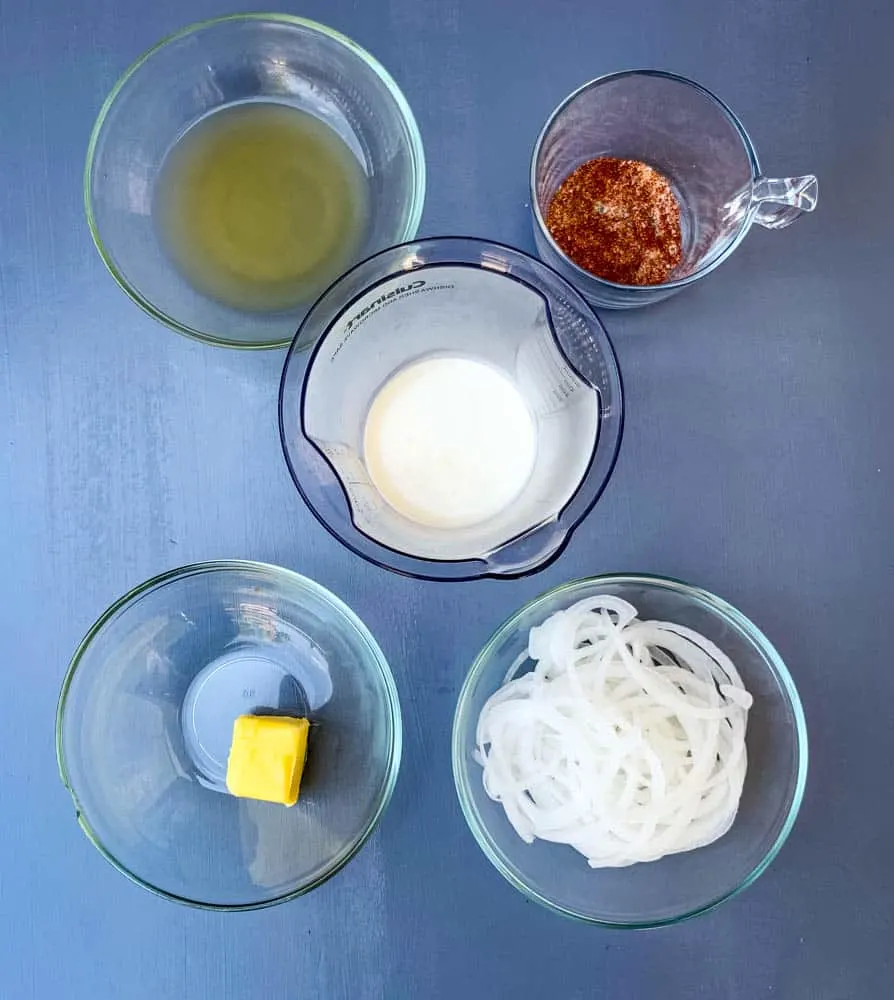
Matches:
[[1, 0, 890, 997]]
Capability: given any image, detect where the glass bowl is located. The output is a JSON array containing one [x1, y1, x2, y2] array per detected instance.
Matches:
[[530, 70, 817, 309], [56, 561, 402, 909], [452, 574, 808, 927], [85, 14, 426, 348], [279, 237, 623, 581]]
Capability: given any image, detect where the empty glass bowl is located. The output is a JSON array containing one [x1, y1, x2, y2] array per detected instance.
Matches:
[[452, 575, 808, 927], [531, 71, 818, 309], [279, 237, 623, 581], [85, 14, 425, 348], [56, 561, 402, 909]]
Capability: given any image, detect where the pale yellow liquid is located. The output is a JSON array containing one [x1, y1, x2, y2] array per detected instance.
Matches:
[[155, 102, 369, 313]]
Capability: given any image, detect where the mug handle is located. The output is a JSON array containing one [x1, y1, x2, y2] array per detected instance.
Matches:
[[751, 175, 818, 230]]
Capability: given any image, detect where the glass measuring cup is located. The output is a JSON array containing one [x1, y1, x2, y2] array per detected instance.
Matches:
[[279, 238, 623, 581], [531, 70, 818, 309]]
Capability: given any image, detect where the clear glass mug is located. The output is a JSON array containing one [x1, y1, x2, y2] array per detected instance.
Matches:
[[530, 70, 818, 309]]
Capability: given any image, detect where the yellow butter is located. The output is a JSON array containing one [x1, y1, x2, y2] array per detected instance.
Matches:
[[225, 715, 310, 807]]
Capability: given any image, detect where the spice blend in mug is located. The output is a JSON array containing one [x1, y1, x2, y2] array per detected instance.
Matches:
[[546, 158, 682, 285]]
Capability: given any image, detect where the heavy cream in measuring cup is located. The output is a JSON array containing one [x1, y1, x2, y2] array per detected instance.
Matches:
[[363, 356, 537, 528], [301, 263, 602, 563]]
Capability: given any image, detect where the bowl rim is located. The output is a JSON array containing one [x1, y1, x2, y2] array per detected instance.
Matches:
[[278, 235, 624, 582], [451, 572, 809, 928], [83, 12, 427, 350], [55, 559, 403, 910], [529, 69, 761, 295]]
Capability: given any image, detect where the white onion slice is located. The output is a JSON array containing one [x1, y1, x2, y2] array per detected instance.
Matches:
[[475, 595, 752, 867]]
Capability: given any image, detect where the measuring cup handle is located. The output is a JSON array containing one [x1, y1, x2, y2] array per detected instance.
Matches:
[[751, 175, 818, 230], [484, 521, 567, 577]]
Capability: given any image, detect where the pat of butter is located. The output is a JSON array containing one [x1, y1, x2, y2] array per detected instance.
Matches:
[[226, 715, 310, 807]]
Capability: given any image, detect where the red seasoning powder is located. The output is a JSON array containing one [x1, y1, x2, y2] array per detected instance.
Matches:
[[546, 158, 682, 285]]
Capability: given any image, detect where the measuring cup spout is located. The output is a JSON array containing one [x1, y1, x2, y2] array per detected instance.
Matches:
[[484, 521, 568, 577]]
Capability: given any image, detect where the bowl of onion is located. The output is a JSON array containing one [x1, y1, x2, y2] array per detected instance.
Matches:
[[452, 575, 808, 927]]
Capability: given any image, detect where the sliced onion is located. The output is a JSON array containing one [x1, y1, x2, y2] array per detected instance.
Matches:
[[475, 595, 752, 867]]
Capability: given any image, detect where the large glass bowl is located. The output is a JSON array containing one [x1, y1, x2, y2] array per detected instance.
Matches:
[[85, 14, 426, 348], [452, 575, 808, 927], [56, 561, 402, 909]]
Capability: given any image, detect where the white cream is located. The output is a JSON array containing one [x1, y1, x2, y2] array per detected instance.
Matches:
[[363, 356, 537, 529]]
